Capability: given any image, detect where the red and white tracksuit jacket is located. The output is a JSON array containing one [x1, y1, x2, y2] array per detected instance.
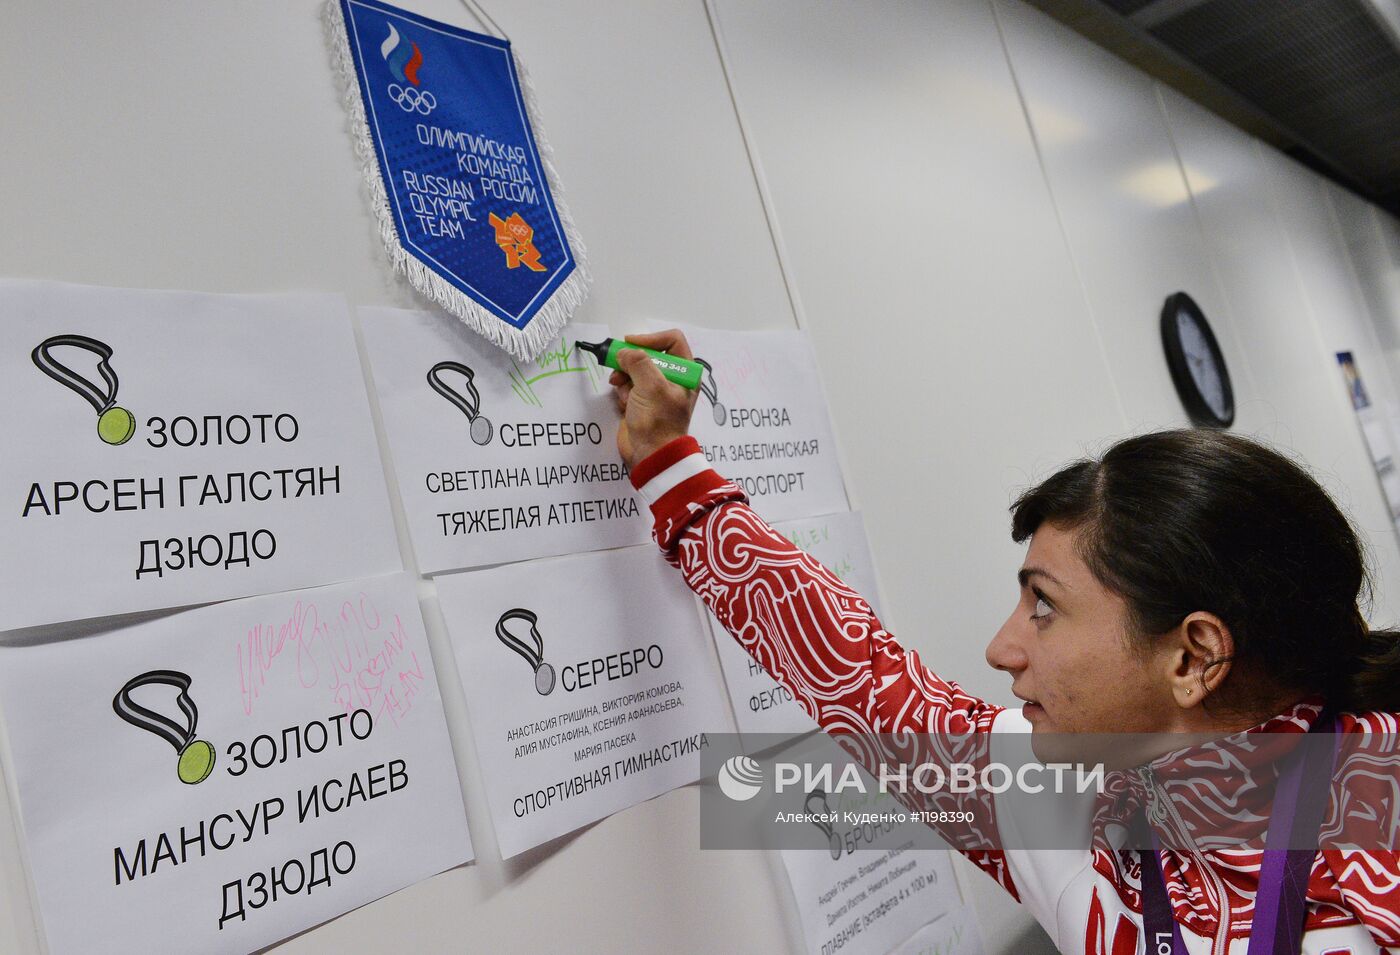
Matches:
[[631, 436, 1400, 955]]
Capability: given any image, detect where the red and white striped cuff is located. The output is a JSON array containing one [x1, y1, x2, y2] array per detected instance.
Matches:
[[630, 436, 743, 544], [631, 436, 711, 505]]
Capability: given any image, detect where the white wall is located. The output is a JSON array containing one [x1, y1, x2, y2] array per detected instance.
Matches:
[[2, 2, 1399, 954], [997, 1, 1400, 620], [1154, 87, 1400, 593], [1332, 183, 1400, 407]]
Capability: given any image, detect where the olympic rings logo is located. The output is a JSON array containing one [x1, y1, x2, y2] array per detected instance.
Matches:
[[387, 84, 436, 115]]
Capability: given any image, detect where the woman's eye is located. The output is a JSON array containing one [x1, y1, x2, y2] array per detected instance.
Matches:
[[1031, 596, 1053, 620]]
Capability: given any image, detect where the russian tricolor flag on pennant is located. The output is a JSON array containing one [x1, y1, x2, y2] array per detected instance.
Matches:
[[327, 0, 590, 359]]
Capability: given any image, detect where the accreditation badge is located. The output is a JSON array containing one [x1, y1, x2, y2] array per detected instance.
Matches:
[[328, 0, 590, 360]]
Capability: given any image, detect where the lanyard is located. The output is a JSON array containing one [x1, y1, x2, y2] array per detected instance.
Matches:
[[1138, 711, 1339, 955]]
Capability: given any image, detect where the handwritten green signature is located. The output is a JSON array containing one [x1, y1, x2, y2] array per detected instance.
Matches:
[[785, 525, 853, 580], [509, 337, 603, 407]]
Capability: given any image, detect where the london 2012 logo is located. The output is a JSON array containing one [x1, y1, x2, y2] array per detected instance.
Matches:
[[381, 22, 435, 115]]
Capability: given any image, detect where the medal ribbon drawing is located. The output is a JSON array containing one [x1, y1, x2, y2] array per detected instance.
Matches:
[[31, 335, 136, 445], [495, 608, 555, 696], [805, 789, 843, 860], [696, 357, 726, 426], [112, 670, 216, 785], [428, 360, 494, 445]]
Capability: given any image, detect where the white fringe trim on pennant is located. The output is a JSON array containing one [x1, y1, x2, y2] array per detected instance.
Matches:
[[324, 0, 591, 361]]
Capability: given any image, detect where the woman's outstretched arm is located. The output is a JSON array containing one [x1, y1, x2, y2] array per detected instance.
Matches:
[[630, 433, 1018, 897]]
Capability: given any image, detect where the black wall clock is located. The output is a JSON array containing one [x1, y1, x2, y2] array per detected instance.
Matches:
[[1160, 291, 1234, 428]]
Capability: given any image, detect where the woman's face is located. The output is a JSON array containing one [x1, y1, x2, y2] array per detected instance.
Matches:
[[985, 522, 1176, 738]]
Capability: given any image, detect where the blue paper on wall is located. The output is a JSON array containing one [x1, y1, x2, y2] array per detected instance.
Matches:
[[328, 0, 590, 359]]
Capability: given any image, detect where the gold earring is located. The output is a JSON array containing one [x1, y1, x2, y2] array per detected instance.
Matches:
[[1186, 688, 1193, 696]]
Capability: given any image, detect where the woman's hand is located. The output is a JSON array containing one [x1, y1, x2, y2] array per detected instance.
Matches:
[[608, 329, 700, 470]]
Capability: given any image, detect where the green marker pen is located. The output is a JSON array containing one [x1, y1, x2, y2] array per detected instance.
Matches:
[[575, 338, 704, 390]]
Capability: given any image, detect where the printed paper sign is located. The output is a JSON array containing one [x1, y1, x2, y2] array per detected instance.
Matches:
[[361, 307, 650, 572], [434, 545, 735, 858], [649, 323, 848, 523], [780, 788, 974, 955], [709, 511, 887, 745], [890, 908, 985, 955], [0, 574, 472, 955], [0, 280, 400, 630]]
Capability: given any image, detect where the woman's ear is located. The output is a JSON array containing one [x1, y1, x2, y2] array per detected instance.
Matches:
[[1166, 612, 1234, 708]]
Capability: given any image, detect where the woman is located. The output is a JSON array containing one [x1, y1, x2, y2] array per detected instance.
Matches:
[[609, 330, 1400, 954]]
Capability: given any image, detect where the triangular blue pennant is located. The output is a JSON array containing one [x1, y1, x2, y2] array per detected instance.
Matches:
[[328, 0, 590, 359]]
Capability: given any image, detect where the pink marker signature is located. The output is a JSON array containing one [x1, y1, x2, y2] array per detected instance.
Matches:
[[713, 346, 771, 393], [237, 593, 427, 729]]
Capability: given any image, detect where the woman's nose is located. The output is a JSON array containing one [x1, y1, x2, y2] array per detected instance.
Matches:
[[985, 615, 1029, 674]]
